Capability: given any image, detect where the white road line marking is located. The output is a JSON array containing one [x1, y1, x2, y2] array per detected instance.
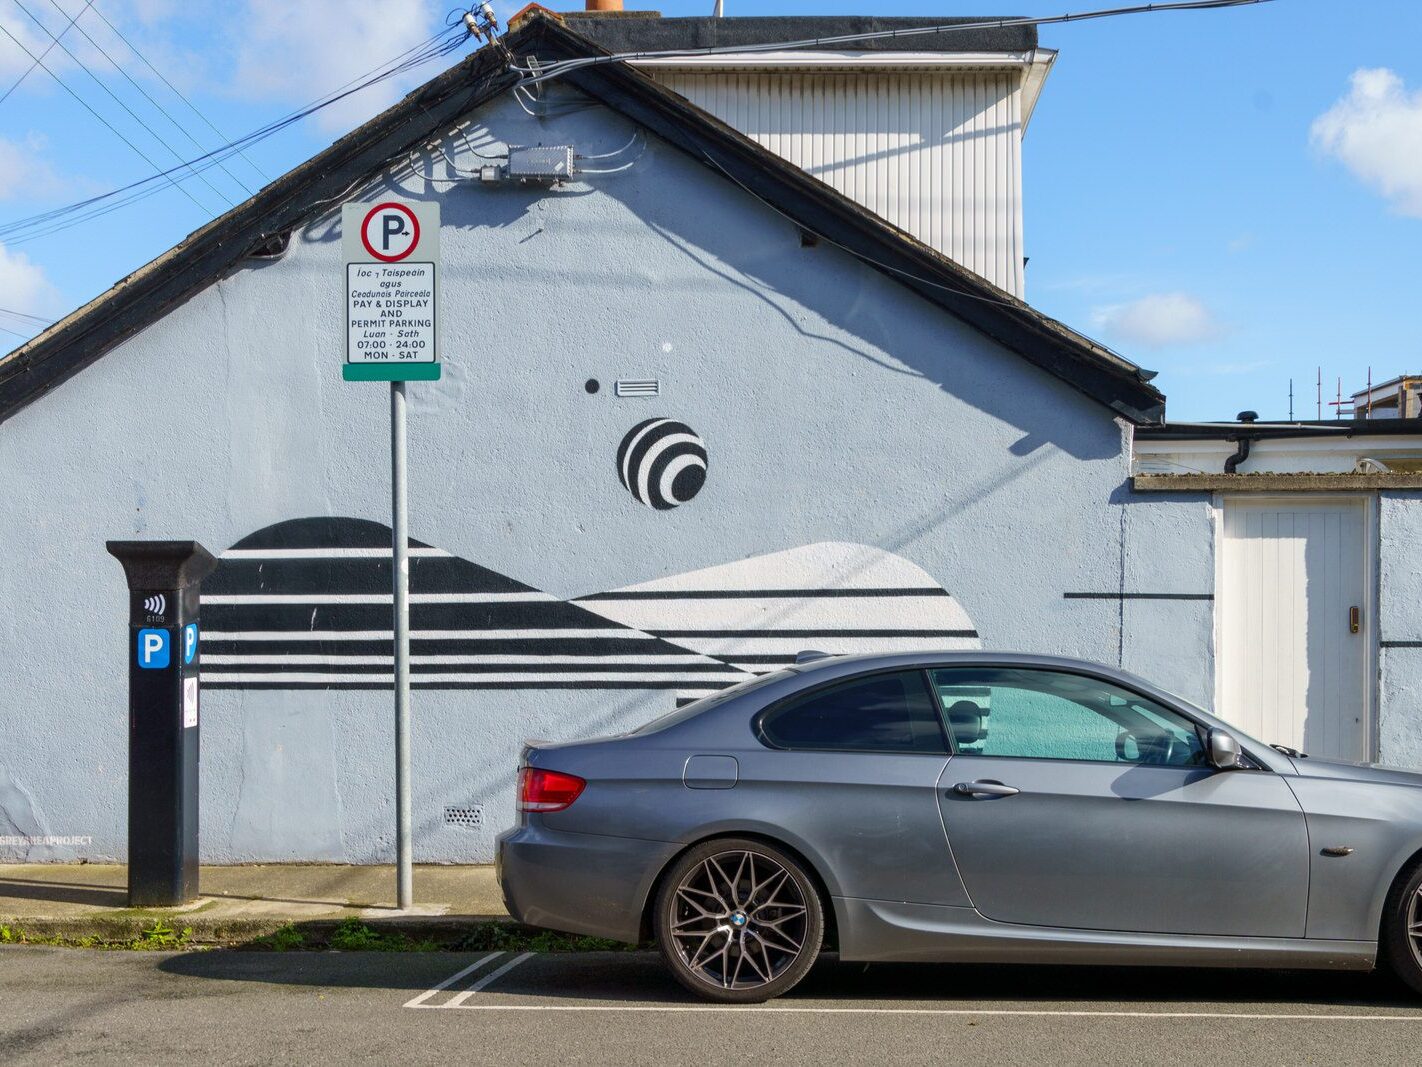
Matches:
[[443, 953, 536, 1008], [402, 953, 503, 1009], [431, 1005, 1422, 1020]]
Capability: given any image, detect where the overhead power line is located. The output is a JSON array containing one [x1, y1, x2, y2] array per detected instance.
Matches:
[[0, 23, 470, 244], [512, 0, 1276, 84], [0, 0, 89, 106], [11, 0, 229, 212], [43, 0, 255, 198], [84, 0, 269, 185], [0, 16, 213, 218], [0, 0, 1273, 247]]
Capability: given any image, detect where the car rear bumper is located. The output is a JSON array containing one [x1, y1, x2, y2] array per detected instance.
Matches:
[[496, 822, 680, 944]]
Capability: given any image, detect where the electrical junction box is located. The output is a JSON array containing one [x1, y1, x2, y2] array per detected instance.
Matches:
[[507, 145, 574, 182]]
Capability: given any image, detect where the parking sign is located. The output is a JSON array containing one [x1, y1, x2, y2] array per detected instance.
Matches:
[[137, 628, 170, 669]]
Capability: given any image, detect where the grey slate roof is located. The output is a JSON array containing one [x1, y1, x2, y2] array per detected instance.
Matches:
[[0, 11, 1163, 425]]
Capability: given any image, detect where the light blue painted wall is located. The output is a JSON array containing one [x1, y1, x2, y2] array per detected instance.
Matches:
[[1378, 492, 1422, 767], [0, 89, 1218, 863]]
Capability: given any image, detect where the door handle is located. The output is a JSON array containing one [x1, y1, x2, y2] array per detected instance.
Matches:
[[953, 780, 1020, 798]]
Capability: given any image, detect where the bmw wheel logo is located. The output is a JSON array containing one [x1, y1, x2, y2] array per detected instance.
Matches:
[[616, 418, 708, 510]]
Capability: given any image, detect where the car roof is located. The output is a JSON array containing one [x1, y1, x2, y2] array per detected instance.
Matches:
[[789, 650, 1135, 678]]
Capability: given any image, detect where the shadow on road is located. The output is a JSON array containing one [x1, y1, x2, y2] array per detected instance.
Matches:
[[157, 949, 1418, 1010]]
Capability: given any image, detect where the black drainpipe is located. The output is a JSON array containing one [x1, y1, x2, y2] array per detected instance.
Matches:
[[1225, 410, 1259, 473]]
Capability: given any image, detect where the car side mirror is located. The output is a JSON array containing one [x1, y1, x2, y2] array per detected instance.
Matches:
[[1209, 728, 1243, 770]]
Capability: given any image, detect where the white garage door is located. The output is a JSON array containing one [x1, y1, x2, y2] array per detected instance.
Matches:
[[1218, 499, 1370, 762]]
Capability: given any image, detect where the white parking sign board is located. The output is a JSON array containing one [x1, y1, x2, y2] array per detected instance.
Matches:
[[342, 200, 440, 381]]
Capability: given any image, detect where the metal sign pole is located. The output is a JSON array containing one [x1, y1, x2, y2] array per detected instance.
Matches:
[[392, 379, 413, 910], [344, 198, 438, 911]]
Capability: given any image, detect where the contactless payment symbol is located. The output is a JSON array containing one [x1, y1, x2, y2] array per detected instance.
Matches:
[[138, 628, 170, 669], [360, 202, 420, 262]]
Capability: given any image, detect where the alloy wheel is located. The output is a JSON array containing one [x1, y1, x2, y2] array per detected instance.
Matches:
[[667, 849, 809, 991], [1408, 886, 1422, 971]]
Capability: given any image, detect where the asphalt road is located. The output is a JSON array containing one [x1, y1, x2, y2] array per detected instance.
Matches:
[[5, 946, 1422, 1065]]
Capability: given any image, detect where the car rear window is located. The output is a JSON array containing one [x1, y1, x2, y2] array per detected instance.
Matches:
[[632, 670, 797, 735], [758, 670, 947, 754]]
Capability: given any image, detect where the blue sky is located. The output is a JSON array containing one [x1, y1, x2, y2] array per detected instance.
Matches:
[[1, 0, 1418, 421]]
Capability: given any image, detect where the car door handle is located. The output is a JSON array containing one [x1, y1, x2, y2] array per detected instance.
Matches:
[[953, 780, 1020, 798]]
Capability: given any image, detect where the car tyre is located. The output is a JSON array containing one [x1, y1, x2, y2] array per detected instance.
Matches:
[[1382, 860, 1422, 997], [654, 836, 824, 1004]]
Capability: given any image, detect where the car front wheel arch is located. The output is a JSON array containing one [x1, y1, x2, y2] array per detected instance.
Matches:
[[639, 830, 838, 949]]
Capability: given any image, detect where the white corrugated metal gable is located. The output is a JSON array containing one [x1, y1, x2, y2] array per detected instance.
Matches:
[[640, 51, 1054, 297]]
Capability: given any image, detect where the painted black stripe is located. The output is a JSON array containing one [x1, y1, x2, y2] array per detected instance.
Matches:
[[228, 516, 433, 552], [650, 629, 980, 638], [203, 601, 638, 631], [206, 557, 537, 596], [577, 588, 952, 601], [203, 637, 676, 656], [1063, 593, 1214, 601], [200, 661, 739, 675], [712, 654, 800, 663], [1381, 641, 1422, 649], [206, 685, 739, 694]]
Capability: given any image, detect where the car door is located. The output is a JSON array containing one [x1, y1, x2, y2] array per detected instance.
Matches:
[[930, 666, 1310, 938], [744, 668, 971, 908]]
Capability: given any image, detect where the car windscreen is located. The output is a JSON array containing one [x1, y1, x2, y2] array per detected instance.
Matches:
[[632, 670, 797, 735]]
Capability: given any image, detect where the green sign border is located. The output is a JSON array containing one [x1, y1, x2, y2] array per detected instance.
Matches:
[[342, 364, 442, 382]]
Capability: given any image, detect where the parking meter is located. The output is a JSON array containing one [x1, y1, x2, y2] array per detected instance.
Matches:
[[106, 541, 217, 907]]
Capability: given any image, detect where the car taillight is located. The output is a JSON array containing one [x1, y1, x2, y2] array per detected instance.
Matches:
[[518, 767, 585, 812]]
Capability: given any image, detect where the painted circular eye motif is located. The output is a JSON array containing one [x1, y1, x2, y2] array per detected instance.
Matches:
[[616, 418, 708, 510]]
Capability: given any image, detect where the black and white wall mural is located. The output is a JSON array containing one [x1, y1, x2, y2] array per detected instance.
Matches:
[[200, 518, 980, 698], [616, 418, 707, 509]]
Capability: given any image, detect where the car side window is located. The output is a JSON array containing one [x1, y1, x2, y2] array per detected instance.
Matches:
[[928, 667, 1207, 767], [759, 671, 948, 754]]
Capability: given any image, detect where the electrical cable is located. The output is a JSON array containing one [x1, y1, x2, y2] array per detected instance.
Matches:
[[509, 0, 1274, 85], [0, 24, 471, 243], [16, 0, 235, 209], [0, 15, 213, 217], [0, 306, 51, 324], [86, 0, 270, 183], [50, 0, 256, 197], [1, 0, 1271, 244], [0, 0, 89, 106]]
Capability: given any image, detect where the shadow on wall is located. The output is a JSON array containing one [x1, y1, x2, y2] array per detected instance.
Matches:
[[287, 88, 1125, 465]]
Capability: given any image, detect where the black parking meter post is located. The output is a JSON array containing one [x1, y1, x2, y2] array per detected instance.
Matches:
[[106, 541, 218, 908]]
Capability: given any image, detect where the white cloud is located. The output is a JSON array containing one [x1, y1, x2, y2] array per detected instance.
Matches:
[[1090, 292, 1223, 349], [0, 243, 63, 338], [0, 11, 65, 82], [0, 134, 68, 201], [229, 0, 440, 133], [1311, 68, 1422, 217]]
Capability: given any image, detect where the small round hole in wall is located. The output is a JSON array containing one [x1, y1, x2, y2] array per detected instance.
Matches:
[[585, 378, 600, 394]]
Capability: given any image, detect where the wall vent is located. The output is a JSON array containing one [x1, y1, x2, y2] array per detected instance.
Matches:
[[444, 805, 483, 829], [616, 378, 660, 398]]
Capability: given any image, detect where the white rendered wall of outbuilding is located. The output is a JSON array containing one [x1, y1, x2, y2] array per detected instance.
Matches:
[[647, 65, 1026, 295]]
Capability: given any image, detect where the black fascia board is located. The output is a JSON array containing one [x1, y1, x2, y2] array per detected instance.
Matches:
[[1138, 418, 1422, 440]]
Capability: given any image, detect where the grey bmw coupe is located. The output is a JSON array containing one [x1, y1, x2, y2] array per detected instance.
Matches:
[[496, 652, 1422, 1003]]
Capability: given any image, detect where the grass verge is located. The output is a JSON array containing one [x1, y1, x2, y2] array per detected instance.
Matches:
[[0, 917, 633, 954]]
